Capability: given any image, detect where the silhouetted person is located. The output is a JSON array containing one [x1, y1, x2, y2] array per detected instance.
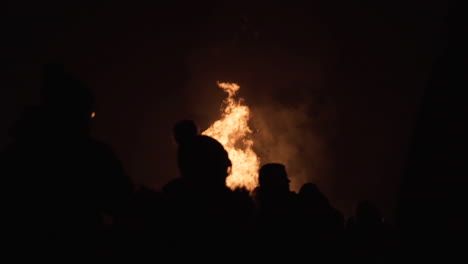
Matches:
[[161, 121, 255, 257], [120, 186, 164, 254], [295, 183, 345, 261], [252, 163, 298, 216], [346, 200, 395, 263], [396, 20, 461, 262], [297, 183, 344, 235], [1, 64, 133, 256], [172, 119, 198, 145], [251, 163, 301, 256]]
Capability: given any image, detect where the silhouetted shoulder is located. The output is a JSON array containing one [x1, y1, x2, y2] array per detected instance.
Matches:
[[232, 187, 254, 201], [82, 138, 134, 209], [230, 187, 256, 214], [84, 139, 126, 170], [161, 177, 191, 195], [86, 138, 118, 154]]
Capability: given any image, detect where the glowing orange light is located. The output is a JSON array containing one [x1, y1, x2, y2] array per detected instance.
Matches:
[[91, 112, 96, 119], [202, 82, 260, 190]]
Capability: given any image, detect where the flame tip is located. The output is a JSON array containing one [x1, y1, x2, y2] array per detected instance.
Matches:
[[203, 81, 259, 191]]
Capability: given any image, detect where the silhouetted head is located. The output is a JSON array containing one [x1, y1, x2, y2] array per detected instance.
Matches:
[[355, 200, 383, 225], [173, 119, 198, 145], [258, 163, 290, 193], [298, 182, 329, 206], [40, 63, 95, 128], [299, 182, 319, 194], [177, 134, 231, 184]]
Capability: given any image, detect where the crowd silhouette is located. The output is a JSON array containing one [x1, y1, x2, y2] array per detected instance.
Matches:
[[3, 63, 436, 262], [2, 64, 134, 257]]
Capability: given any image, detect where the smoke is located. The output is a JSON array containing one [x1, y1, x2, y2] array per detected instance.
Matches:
[[182, 20, 338, 197], [251, 97, 336, 194]]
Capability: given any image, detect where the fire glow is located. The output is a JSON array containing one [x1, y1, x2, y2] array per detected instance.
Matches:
[[202, 82, 260, 191]]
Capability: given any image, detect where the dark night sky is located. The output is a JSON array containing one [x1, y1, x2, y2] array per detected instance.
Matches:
[[2, 0, 448, 221]]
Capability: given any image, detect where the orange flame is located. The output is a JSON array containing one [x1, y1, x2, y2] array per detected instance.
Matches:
[[202, 82, 260, 190]]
